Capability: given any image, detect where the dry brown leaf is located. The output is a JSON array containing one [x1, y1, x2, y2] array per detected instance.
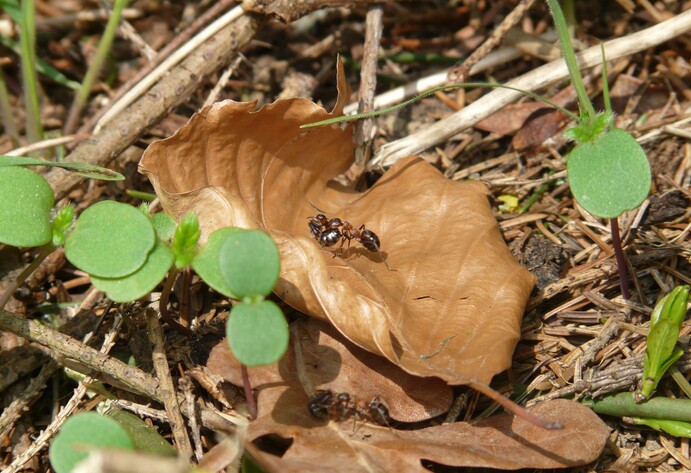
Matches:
[[208, 321, 608, 471], [139, 61, 536, 385], [245, 378, 609, 473], [207, 318, 453, 423]]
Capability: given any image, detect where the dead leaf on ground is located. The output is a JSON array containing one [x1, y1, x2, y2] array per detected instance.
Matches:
[[245, 397, 609, 472], [207, 318, 453, 423], [139, 60, 536, 385], [207, 320, 609, 471]]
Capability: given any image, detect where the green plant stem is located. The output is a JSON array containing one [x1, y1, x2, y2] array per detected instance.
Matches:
[[241, 363, 257, 420], [301, 81, 580, 129], [18, 0, 43, 144], [64, 0, 130, 134], [0, 244, 53, 309], [0, 67, 20, 147], [545, 0, 596, 120], [520, 178, 554, 214], [158, 268, 193, 336], [585, 392, 691, 421], [610, 218, 631, 300]]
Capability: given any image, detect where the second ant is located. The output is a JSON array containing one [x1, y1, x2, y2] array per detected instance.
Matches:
[[307, 389, 390, 427]]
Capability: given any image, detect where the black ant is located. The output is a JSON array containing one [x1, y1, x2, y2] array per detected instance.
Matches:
[[14, 280, 64, 306], [307, 213, 381, 254], [307, 389, 390, 427]]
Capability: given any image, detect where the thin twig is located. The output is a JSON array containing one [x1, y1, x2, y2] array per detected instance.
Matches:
[[447, 0, 537, 83], [353, 4, 383, 167], [146, 308, 193, 459], [78, 0, 237, 136], [0, 308, 160, 399], [0, 360, 59, 439]]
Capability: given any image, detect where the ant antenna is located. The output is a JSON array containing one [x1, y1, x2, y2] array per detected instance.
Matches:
[[307, 201, 327, 214], [468, 381, 563, 430]]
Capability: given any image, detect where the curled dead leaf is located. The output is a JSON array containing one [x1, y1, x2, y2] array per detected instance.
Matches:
[[139, 61, 536, 385]]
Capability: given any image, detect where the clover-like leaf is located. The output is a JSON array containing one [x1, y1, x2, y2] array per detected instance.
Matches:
[[65, 201, 156, 278], [567, 128, 651, 218], [90, 239, 174, 302], [0, 166, 54, 247], [49, 412, 134, 473], [191, 227, 242, 299], [220, 230, 280, 299], [227, 300, 288, 366]]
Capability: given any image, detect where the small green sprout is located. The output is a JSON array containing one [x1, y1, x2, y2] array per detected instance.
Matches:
[[172, 212, 201, 269], [636, 285, 690, 403]]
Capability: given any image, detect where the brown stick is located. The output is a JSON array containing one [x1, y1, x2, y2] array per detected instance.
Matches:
[[354, 4, 383, 167], [146, 309, 193, 459], [0, 308, 245, 433], [0, 308, 160, 399]]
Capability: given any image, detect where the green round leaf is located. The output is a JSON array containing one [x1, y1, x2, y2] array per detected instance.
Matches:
[[227, 300, 288, 366], [49, 412, 134, 473], [191, 227, 242, 298], [65, 201, 155, 278], [0, 166, 54, 247], [219, 230, 280, 298], [567, 129, 651, 218], [90, 239, 174, 302]]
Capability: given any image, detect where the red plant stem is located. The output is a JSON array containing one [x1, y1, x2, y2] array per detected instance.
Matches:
[[469, 381, 563, 430], [610, 218, 631, 300], [242, 364, 257, 420]]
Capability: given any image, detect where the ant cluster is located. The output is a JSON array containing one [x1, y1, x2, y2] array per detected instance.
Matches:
[[308, 213, 381, 254], [307, 389, 390, 426]]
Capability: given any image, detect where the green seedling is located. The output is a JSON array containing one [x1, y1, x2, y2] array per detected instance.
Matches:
[[0, 165, 290, 365], [635, 285, 690, 403]]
